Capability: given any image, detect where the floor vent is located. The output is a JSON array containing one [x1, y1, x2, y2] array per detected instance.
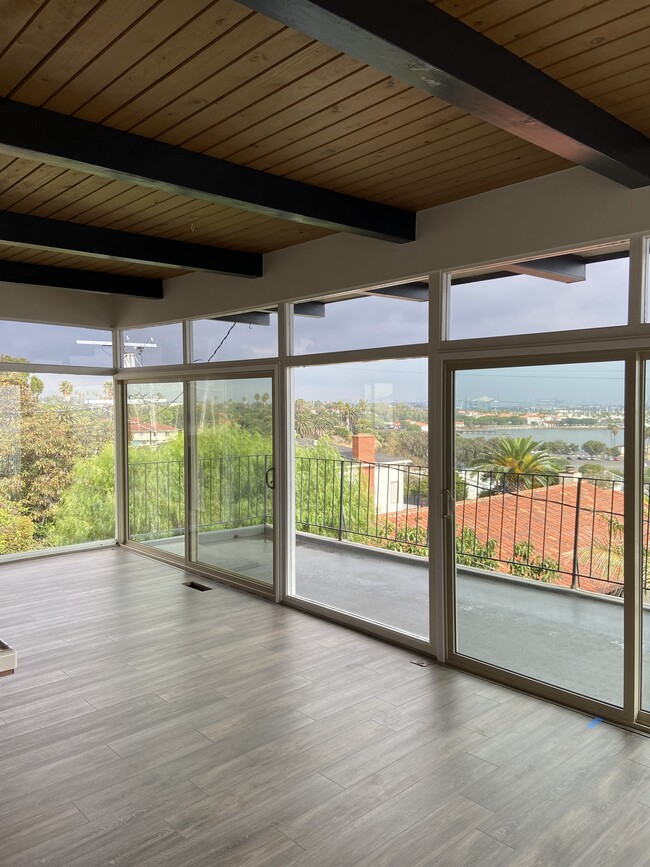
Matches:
[[184, 581, 212, 591]]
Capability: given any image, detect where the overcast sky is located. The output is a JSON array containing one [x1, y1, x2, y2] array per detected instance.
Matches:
[[448, 258, 628, 340], [455, 361, 625, 408], [0, 256, 632, 405], [0, 321, 113, 369]]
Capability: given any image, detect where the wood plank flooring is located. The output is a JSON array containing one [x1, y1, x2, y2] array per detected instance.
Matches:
[[0, 547, 650, 865]]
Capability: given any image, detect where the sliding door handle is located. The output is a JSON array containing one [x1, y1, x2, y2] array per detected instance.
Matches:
[[265, 467, 275, 490], [442, 488, 455, 519]]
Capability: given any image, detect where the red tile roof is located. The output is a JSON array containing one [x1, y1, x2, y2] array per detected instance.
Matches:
[[380, 480, 628, 594], [128, 417, 178, 433], [456, 480, 625, 593]]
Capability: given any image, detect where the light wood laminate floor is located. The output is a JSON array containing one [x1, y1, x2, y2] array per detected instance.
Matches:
[[1, 547, 650, 866]]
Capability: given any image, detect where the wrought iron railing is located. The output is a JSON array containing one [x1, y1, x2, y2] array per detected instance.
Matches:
[[128, 454, 272, 541], [128, 454, 429, 550], [455, 469, 638, 594], [128, 454, 642, 595], [295, 456, 428, 551], [128, 458, 184, 540]]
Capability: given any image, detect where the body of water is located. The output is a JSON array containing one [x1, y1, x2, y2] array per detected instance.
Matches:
[[457, 426, 623, 449]]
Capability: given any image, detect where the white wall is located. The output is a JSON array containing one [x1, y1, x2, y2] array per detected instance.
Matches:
[[0, 280, 117, 328], [115, 167, 650, 328], [4, 165, 650, 330]]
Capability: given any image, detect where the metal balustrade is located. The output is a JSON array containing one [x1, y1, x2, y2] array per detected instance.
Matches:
[[127, 454, 643, 595], [455, 469, 638, 595]]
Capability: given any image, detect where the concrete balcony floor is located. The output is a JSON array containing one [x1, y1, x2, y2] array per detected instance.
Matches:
[[141, 530, 649, 708]]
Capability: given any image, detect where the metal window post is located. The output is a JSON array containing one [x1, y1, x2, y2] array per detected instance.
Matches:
[[339, 460, 345, 540]]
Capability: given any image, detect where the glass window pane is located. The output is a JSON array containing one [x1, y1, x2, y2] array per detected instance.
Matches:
[[448, 257, 629, 340], [454, 361, 625, 705], [291, 358, 428, 640], [643, 361, 650, 711], [127, 382, 185, 556], [293, 295, 428, 354], [0, 322, 113, 366], [191, 317, 278, 363], [192, 378, 274, 585], [122, 324, 183, 367], [0, 371, 115, 554]]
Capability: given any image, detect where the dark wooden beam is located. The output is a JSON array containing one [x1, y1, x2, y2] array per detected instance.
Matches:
[[294, 301, 326, 317], [242, 0, 650, 188], [0, 260, 162, 298], [214, 312, 271, 326], [0, 98, 415, 243], [370, 282, 428, 301], [508, 255, 586, 284], [0, 210, 261, 278]]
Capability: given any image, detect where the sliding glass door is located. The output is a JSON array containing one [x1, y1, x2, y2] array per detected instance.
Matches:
[[125, 372, 276, 589], [190, 376, 274, 585], [290, 358, 429, 640], [450, 360, 626, 707], [126, 381, 185, 556]]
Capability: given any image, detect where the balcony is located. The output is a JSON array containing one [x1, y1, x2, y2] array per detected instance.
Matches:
[[128, 456, 650, 706]]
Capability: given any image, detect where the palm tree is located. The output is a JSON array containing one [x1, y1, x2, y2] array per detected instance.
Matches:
[[607, 421, 621, 451], [472, 435, 556, 492], [581, 511, 650, 600], [59, 380, 74, 403]]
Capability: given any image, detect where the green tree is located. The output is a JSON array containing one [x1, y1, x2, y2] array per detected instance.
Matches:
[[0, 502, 37, 554], [509, 542, 558, 582], [376, 430, 428, 466], [577, 514, 650, 600], [607, 421, 621, 450], [48, 443, 116, 545], [579, 463, 615, 488], [456, 527, 496, 569], [59, 380, 74, 403], [0, 365, 113, 543], [406, 473, 429, 503], [295, 439, 373, 542], [578, 516, 626, 596], [472, 436, 556, 491], [29, 375, 44, 397], [382, 524, 428, 556], [583, 439, 608, 457], [455, 436, 496, 468]]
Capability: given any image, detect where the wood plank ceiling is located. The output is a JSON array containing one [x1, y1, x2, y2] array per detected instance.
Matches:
[[0, 0, 648, 285]]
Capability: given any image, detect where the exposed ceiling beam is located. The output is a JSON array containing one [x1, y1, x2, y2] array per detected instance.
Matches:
[[0, 211, 261, 278], [507, 255, 586, 284], [242, 0, 650, 188], [451, 270, 516, 286], [0, 260, 162, 298], [0, 98, 415, 244], [369, 282, 428, 301], [294, 301, 326, 317], [214, 312, 271, 326]]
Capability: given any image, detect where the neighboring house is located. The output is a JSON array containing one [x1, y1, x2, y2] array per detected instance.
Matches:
[[128, 416, 179, 447], [457, 478, 626, 593], [386, 476, 630, 595], [337, 434, 412, 517]]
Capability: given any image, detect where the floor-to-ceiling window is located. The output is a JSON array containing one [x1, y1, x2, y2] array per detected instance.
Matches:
[[0, 320, 116, 556], [441, 246, 641, 721], [452, 360, 626, 706], [287, 289, 430, 641], [190, 375, 275, 585], [120, 312, 279, 592], [126, 380, 185, 554], [111, 235, 650, 732]]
